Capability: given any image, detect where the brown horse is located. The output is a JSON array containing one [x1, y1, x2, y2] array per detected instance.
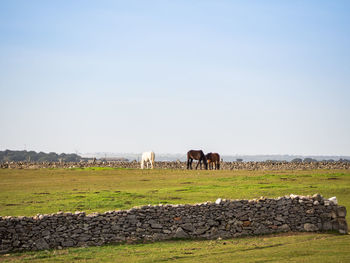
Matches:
[[206, 152, 220, 170], [187, 150, 208, 170]]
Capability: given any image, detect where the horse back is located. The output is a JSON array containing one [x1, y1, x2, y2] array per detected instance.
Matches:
[[187, 150, 205, 160], [206, 152, 220, 162], [142, 151, 155, 161]]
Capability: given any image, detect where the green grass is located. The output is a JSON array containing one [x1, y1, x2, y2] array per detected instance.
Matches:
[[1, 233, 350, 262], [0, 168, 350, 262], [1, 168, 349, 219]]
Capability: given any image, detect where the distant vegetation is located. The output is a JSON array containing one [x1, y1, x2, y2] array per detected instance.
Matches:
[[0, 150, 82, 162]]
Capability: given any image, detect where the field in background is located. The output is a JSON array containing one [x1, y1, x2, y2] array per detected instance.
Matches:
[[1, 168, 349, 219], [0, 168, 349, 262]]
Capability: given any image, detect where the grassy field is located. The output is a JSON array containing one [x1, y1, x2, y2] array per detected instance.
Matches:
[[0, 168, 349, 262]]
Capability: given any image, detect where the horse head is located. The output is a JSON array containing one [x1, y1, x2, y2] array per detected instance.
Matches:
[[203, 154, 208, 170]]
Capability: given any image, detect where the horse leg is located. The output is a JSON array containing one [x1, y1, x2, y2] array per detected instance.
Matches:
[[151, 153, 155, 169], [141, 160, 144, 169], [188, 158, 193, 169], [196, 159, 200, 170]]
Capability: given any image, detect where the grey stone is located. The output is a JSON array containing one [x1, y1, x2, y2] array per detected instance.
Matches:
[[337, 206, 347, 218], [208, 219, 219, 226], [275, 215, 284, 222], [181, 223, 194, 232], [42, 229, 50, 236], [322, 221, 333, 231], [279, 224, 291, 232], [151, 223, 162, 229], [339, 229, 347, 234], [56, 226, 67, 232], [61, 239, 74, 247], [174, 227, 189, 238], [12, 240, 21, 247], [304, 223, 318, 232], [312, 194, 322, 202], [78, 234, 91, 242], [329, 197, 338, 205], [337, 218, 348, 234], [35, 238, 49, 250], [195, 227, 209, 235], [215, 198, 222, 205]]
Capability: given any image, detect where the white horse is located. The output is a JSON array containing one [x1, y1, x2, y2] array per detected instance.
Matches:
[[141, 151, 155, 169]]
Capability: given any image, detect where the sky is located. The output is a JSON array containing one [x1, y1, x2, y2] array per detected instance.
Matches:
[[0, 0, 349, 156]]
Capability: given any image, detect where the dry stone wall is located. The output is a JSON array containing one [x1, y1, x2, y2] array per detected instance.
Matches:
[[0, 194, 347, 253], [1, 161, 350, 170]]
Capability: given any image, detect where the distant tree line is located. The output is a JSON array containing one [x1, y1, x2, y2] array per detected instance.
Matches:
[[0, 150, 82, 162]]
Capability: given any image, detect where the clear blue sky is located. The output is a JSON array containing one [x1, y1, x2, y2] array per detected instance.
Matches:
[[1, 0, 349, 155]]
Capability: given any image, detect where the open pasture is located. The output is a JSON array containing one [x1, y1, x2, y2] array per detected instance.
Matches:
[[0, 168, 350, 262]]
